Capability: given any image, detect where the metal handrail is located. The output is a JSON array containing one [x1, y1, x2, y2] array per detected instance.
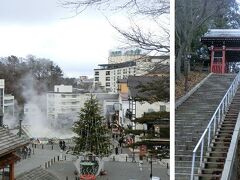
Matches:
[[190, 73, 240, 180]]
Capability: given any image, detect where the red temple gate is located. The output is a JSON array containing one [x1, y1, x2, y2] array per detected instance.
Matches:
[[201, 29, 240, 73]]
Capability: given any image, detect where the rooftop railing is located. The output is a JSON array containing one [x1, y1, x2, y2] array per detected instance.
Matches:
[[190, 72, 240, 180]]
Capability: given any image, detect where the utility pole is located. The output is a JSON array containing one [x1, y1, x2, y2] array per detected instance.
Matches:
[[184, 54, 191, 92], [19, 109, 23, 137], [0, 108, 3, 127], [150, 154, 153, 179]]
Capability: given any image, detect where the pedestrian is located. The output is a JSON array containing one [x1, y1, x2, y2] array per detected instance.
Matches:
[[23, 146, 28, 159], [115, 147, 118, 155], [28, 147, 31, 158], [59, 140, 63, 149], [62, 141, 66, 151]]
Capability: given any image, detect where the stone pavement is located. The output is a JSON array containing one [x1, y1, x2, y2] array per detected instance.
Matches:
[[15, 147, 72, 176], [46, 160, 169, 180], [97, 161, 169, 180], [15, 143, 169, 180]]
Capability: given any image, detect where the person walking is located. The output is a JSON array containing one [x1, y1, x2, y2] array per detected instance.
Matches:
[[59, 140, 63, 150], [62, 141, 66, 151], [28, 147, 31, 158]]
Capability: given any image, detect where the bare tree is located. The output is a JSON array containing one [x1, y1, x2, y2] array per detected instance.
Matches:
[[175, 0, 234, 79], [60, 0, 170, 54]]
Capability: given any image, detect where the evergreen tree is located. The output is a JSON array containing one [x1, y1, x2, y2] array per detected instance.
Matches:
[[126, 111, 170, 159], [73, 95, 111, 156]]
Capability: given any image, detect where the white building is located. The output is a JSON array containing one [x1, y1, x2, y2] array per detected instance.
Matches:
[[94, 61, 137, 93], [94, 56, 169, 93], [47, 85, 91, 129], [117, 76, 170, 130]]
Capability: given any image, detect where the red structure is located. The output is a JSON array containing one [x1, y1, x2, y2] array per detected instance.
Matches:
[[201, 29, 240, 73]]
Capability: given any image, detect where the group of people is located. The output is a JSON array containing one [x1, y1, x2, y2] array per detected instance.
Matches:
[[59, 140, 66, 150], [22, 146, 31, 159]]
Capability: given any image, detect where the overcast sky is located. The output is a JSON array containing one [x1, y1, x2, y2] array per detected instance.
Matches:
[[0, 0, 128, 78]]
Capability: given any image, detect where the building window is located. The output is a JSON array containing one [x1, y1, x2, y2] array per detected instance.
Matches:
[[106, 77, 110, 81], [106, 82, 110, 87], [160, 105, 166, 112], [95, 71, 99, 75], [61, 95, 66, 98], [123, 75, 127, 79], [106, 71, 110, 75], [95, 77, 99, 81]]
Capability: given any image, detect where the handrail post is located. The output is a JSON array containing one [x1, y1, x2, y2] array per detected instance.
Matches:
[[200, 139, 204, 165], [208, 127, 211, 147], [191, 152, 196, 180], [213, 116, 216, 135], [218, 109, 221, 124], [222, 101, 225, 116]]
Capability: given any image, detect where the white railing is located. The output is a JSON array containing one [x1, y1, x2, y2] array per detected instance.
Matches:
[[190, 73, 240, 180]]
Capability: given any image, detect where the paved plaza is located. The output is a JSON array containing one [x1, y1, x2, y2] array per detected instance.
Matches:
[[15, 144, 169, 180]]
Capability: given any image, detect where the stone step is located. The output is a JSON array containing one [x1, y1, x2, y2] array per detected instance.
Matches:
[[201, 168, 223, 175], [175, 160, 199, 167], [197, 173, 221, 180], [175, 74, 236, 179]]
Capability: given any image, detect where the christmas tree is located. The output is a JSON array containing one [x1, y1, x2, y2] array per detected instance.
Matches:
[[73, 95, 111, 156]]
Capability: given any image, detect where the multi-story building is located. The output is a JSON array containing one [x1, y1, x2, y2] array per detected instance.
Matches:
[[47, 85, 91, 129], [94, 55, 169, 93], [94, 61, 137, 92], [108, 49, 143, 64]]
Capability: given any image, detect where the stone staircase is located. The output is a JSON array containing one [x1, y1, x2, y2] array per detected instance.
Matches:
[[175, 74, 236, 180], [196, 87, 240, 179]]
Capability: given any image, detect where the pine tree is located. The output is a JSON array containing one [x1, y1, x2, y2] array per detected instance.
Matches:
[[73, 95, 111, 156]]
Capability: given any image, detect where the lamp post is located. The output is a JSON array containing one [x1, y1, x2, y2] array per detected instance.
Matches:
[[184, 54, 191, 92], [150, 154, 153, 179], [0, 108, 3, 127], [19, 110, 23, 137]]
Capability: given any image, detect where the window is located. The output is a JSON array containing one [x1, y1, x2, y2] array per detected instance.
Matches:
[[106, 71, 110, 75], [72, 95, 77, 98], [106, 82, 110, 87], [160, 105, 166, 112], [95, 71, 99, 75], [106, 77, 110, 81], [95, 77, 99, 81]]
